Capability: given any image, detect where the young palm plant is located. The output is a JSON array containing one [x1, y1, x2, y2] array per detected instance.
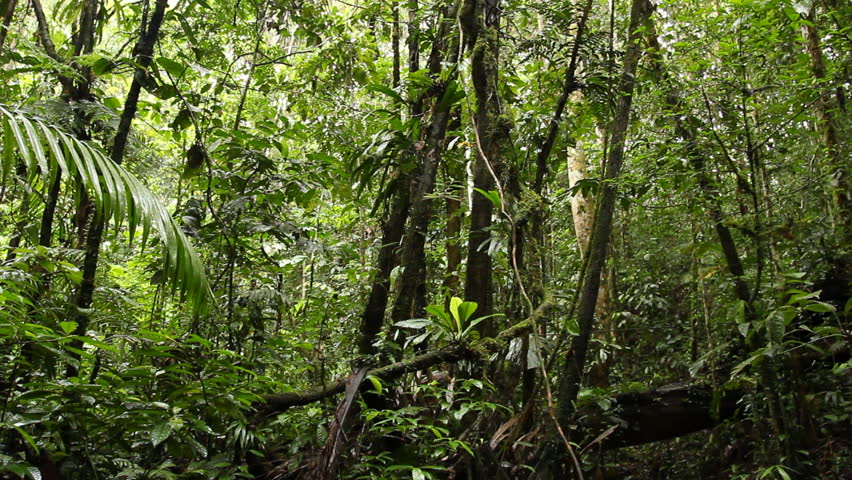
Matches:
[[0, 105, 210, 311]]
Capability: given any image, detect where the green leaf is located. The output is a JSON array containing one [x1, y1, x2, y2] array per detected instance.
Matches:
[[732, 348, 766, 377], [59, 321, 77, 334], [456, 301, 478, 325], [425, 305, 451, 325], [783, 6, 799, 22], [449, 296, 463, 325], [0, 106, 212, 314], [394, 318, 432, 329], [91, 57, 115, 75], [13, 426, 39, 455], [804, 301, 836, 313], [151, 422, 173, 447], [737, 322, 750, 338], [473, 188, 501, 209], [365, 84, 405, 104], [156, 57, 187, 77], [461, 313, 501, 337], [732, 299, 746, 324], [412, 467, 427, 480], [437, 80, 465, 112], [766, 308, 786, 346], [565, 318, 580, 336], [367, 376, 383, 394]]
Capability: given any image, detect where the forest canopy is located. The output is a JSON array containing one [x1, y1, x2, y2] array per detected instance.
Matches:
[[0, 0, 849, 478]]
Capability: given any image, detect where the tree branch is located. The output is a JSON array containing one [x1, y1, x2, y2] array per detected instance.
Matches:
[[258, 296, 556, 416]]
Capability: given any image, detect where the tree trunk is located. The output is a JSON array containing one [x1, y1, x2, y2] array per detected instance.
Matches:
[[537, 2, 651, 477], [462, 0, 506, 336], [556, 0, 651, 422], [568, 140, 615, 387], [390, 2, 459, 328], [0, 0, 16, 53], [801, 8, 850, 246], [67, 0, 170, 378], [358, 175, 411, 355]]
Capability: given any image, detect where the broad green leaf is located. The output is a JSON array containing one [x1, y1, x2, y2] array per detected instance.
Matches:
[[394, 318, 432, 329], [59, 321, 77, 334], [456, 301, 478, 325], [156, 57, 187, 77], [804, 301, 836, 313], [151, 422, 173, 447], [425, 305, 451, 325], [473, 188, 501, 209], [449, 296, 463, 324]]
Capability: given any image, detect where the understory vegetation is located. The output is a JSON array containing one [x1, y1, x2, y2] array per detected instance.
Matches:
[[0, 0, 849, 478]]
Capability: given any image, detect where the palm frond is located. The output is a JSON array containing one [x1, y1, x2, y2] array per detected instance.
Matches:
[[0, 105, 211, 313]]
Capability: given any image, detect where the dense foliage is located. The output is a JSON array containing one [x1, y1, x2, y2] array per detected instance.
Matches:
[[0, 0, 849, 478]]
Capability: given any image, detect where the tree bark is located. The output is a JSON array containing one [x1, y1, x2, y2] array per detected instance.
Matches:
[[67, 0, 170, 378], [568, 139, 616, 387], [556, 0, 651, 422], [0, 0, 16, 54], [358, 175, 411, 355], [801, 8, 850, 247], [462, 0, 506, 336], [390, 2, 460, 328]]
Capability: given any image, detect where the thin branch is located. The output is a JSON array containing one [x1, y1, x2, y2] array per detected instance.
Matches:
[[30, 0, 61, 61]]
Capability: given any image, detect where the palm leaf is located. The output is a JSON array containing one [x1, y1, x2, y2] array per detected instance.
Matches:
[[0, 105, 211, 313]]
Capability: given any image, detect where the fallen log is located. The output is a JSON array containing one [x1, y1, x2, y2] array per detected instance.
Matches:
[[592, 383, 742, 450]]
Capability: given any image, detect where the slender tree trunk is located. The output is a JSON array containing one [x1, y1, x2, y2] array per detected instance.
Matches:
[[358, 176, 411, 355], [801, 8, 849, 246], [0, 0, 16, 53], [443, 113, 464, 299], [462, 0, 506, 336], [67, 0, 170, 378], [555, 0, 651, 422], [536, 2, 651, 477], [359, 1, 459, 355], [407, 0, 421, 117], [391, 0, 401, 88], [390, 2, 459, 328], [444, 196, 463, 296], [568, 140, 615, 387]]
